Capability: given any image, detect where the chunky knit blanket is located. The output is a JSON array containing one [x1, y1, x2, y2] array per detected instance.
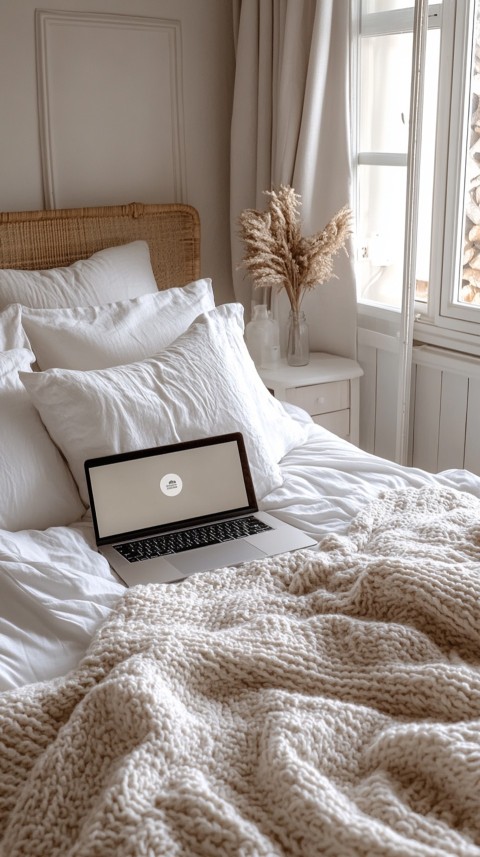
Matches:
[[1, 486, 480, 857]]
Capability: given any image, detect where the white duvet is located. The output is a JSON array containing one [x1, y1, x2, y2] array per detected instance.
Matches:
[[2, 417, 480, 692]]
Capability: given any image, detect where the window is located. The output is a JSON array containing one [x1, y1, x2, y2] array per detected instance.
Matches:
[[354, 0, 480, 351], [439, 0, 480, 321]]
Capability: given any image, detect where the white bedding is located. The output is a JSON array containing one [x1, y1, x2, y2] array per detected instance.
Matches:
[[261, 412, 480, 537], [3, 484, 480, 855], [2, 416, 480, 693]]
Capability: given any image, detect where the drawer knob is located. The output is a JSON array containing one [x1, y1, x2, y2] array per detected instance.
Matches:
[[316, 396, 326, 406]]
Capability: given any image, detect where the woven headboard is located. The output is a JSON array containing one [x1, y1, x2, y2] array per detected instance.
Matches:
[[0, 202, 201, 290]]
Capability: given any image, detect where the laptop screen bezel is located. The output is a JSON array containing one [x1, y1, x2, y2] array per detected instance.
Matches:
[[84, 433, 259, 546]]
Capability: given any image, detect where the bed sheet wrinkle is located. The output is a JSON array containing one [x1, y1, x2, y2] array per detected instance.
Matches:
[[260, 422, 480, 540], [0, 523, 124, 692]]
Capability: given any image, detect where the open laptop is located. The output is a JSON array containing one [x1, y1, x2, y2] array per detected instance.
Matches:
[[84, 432, 317, 586]]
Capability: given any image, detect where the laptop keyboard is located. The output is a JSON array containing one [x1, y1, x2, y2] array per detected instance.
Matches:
[[114, 515, 272, 563]]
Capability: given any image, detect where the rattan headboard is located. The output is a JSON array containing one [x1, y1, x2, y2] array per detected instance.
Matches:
[[0, 202, 200, 290]]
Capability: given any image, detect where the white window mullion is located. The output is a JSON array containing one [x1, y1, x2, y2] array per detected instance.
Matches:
[[396, 0, 430, 464], [360, 4, 441, 38], [361, 8, 415, 37], [358, 153, 408, 167]]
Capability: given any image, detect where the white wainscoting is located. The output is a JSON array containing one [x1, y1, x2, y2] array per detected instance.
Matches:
[[358, 328, 480, 476], [35, 9, 187, 209], [357, 327, 400, 462], [411, 345, 480, 475]]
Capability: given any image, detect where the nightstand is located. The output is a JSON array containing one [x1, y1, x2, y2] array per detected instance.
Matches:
[[258, 353, 364, 445]]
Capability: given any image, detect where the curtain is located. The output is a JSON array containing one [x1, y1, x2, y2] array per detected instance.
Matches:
[[230, 0, 357, 360]]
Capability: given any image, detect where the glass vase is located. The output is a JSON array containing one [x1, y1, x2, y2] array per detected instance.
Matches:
[[286, 310, 309, 366]]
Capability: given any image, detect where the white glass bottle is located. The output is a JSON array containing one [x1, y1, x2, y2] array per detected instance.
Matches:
[[245, 304, 277, 368]]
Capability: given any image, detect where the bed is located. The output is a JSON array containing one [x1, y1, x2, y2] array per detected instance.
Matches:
[[0, 202, 480, 857]]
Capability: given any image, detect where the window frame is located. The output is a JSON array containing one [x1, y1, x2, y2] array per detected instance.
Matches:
[[354, 0, 480, 354]]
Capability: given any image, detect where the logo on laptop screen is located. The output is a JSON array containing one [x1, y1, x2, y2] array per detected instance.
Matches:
[[160, 473, 183, 497]]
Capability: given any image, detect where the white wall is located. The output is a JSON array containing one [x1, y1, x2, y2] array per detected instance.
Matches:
[[0, 0, 235, 304]]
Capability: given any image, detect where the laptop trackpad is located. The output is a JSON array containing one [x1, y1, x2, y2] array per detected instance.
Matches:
[[169, 541, 265, 575]]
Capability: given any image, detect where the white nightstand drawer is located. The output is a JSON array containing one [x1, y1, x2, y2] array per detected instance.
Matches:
[[313, 409, 350, 438], [286, 380, 349, 416], [258, 353, 363, 445]]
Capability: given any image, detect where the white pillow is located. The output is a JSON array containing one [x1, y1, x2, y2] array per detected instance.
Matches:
[[20, 304, 307, 503], [0, 304, 28, 351], [0, 241, 158, 310], [20, 279, 215, 370], [0, 348, 85, 531]]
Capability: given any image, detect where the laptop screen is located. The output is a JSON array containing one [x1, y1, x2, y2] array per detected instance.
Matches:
[[85, 434, 256, 543]]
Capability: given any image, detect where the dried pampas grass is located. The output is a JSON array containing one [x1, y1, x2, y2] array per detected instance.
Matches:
[[239, 185, 352, 313]]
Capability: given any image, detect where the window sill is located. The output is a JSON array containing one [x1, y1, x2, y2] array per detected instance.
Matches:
[[358, 301, 480, 358], [413, 318, 480, 358]]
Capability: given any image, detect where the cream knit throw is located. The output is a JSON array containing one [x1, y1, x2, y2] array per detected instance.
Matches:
[[1, 486, 480, 857]]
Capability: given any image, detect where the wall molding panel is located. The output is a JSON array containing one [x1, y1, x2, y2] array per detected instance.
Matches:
[[35, 9, 187, 209]]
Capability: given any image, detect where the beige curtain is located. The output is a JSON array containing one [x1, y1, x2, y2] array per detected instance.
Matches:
[[230, 0, 357, 359]]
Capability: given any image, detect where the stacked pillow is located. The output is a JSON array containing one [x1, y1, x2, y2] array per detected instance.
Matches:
[[0, 241, 162, 531], [2, 240, 308, 534], [20, 279, 216, 370], [20, 303, 307, 504], [0, 241, 158, 310], [0, 347, 84, 531]]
